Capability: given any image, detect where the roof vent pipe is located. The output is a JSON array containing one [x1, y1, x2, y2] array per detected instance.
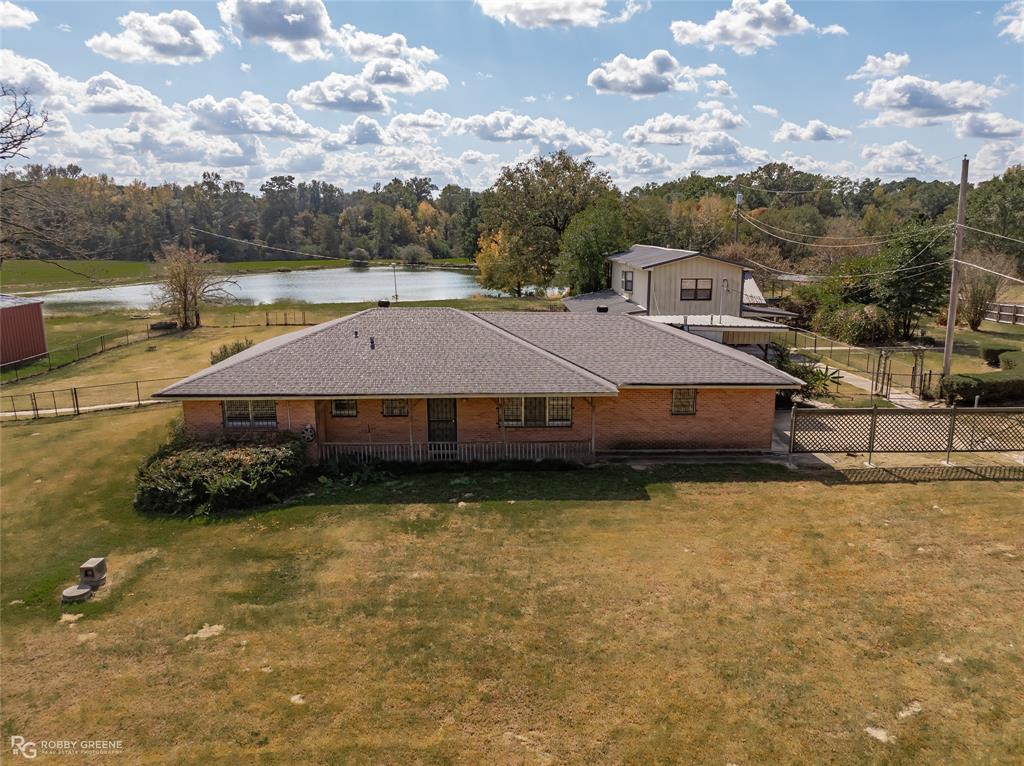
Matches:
[[370, 337, 376, 350], [596, 305, 609, 313]]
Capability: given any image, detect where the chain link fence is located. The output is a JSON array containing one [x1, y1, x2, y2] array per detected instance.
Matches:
[[1, 377, 180, 420], [0, 326, 180, 384]]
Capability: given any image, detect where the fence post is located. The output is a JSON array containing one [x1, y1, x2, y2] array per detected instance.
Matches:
[[788, 405, 797, 455], [51, 391, 58, 415], [265, 311, 269, 326], [944, 404, 958, 465], [72, 387, 80, 416], [136, 381, 142, 407], [101, 335, 106, 352], [30, 392, 39, 419], [10, 396, 17, 420], [866, 405, 877, 467], [47, 352, 52, 371]]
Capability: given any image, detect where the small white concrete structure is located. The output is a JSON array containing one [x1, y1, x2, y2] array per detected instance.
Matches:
[[61, 557, 107, 603]]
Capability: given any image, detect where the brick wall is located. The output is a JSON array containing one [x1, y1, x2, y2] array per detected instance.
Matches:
[[317, 399, 428, 443], [181, 389, 776, 456], [594, 388, 775, 451], [456, 397, 594, 444]]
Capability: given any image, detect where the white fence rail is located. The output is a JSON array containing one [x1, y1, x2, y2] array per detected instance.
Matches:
[[986, 303, 1024, 325], [320, 440, 593, 463]]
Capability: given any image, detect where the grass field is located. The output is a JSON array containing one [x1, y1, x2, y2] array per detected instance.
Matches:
[[0, 296, 559, 393], [1, 407, 1022, 763], [0, 258, 476, 293]]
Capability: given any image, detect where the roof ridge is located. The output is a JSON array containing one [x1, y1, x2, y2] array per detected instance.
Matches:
[[469, 311, 618, 392], [157, 309, 372, 394], [632, 315, 804, 385]]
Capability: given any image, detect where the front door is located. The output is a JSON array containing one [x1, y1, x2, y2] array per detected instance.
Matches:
[[427, 398, 457, 448]]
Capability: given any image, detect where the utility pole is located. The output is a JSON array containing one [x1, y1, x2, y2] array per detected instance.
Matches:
[[942, 156, 969, 379], [734, 191, 743, 244]]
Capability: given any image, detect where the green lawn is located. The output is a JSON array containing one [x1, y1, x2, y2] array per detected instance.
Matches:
[[0, 259, 158, 290], [1, 407, 1022, 763], [0, 296, 563, 394], [0, 257, 477, 294]]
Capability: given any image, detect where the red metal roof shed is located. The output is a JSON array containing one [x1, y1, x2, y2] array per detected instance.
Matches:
[[0, 294, 48, 365]]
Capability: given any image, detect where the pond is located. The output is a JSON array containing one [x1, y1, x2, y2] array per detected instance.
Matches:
[[37, 266, 487, 311]]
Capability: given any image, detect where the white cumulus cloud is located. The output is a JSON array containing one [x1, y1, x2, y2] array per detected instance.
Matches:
[[753, 104, 779, 117], [448, 110, 610, 154], [86, 10, 222, 65], [624, 109, 748, 145], [217, 0, 338, 61], [953, 112, 1024, 138], [288, 73, 390, 113], [772, 119, 851, 142], [1, 0, 37, 28], [861, 141, 946, 178], [997, 0, 1024, 42], [190, 91, 321, 137], [854, 75, 1004, 127], [670, 0, 839, 55], [846, 52, 910, 81], [474, 0, 648, 28], [587, 50, 725, 98]]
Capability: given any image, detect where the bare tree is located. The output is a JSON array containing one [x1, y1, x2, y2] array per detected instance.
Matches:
[[1, 84, 47, 161], [957, 249, 1020, 330], [157, 247, 236, 329]]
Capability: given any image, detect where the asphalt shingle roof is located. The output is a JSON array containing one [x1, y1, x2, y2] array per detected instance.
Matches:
[[155, 308, 618, 398], [478, 312, 803, 388], [561, 289, 645, 315], [157, 308, 802, 398], [608, 244, 702, 269]]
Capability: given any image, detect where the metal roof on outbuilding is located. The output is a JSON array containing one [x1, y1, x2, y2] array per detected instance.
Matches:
[[0, 294, 43, 308]]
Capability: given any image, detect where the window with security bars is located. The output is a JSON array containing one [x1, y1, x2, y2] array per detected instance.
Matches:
[[671, 389, 697, 415], [547, 397, 572, 425], [382, 399, 409, 417], [621, 270, 634, 291], [223, 400, 278, 428], [680, 278, 713, 301], [499, 397, 572, 427], [331, 399, 357, 417]]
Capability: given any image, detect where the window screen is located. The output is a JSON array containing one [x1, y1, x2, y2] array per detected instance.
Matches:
[[382, 399, 409, 417], [680, 278, 713, 301], [331, 399, 357, 417], [223, 400, 277, 428], [500, 397, 523, 425], [547, 397, 572, 425], [671, 389, 697, 415], [621, 270, 634, 291]]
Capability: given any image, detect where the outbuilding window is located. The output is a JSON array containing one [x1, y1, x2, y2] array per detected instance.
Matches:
[[223, 399, 277, 429], [671, 389, 697, 415], [331, 399, 358, 417], [382, 399, 409, 417], [500, 397, 572, 427], [621, 270, 634, 292], [680, 278, 713, 301]]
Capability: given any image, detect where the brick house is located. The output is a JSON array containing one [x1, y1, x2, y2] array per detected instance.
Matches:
[[154, 307, 802, 462]]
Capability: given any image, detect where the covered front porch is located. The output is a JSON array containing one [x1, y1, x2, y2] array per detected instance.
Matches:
[[314, 395, 599, 463]]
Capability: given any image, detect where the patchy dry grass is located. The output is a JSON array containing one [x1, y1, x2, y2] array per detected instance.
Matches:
[[1, 408, 1022, 763]]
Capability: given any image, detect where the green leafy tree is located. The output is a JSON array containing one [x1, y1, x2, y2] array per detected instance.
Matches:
[[967, 165, 1024, 272], [479, 150, 613, 289], [557, 195, 627, 293], [871, 224, 952, 339]]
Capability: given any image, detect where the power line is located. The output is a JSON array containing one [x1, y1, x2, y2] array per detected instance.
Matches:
[[957, 223, 1024, 247], [741, 227, 952, 280], [741, 213, 949, 244], [739, 211, 953, 249], [953, 259, 1024, 285], [189, 226, 345, 261]]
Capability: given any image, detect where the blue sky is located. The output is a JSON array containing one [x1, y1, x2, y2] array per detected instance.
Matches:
[[1, 0, 1022, 191]]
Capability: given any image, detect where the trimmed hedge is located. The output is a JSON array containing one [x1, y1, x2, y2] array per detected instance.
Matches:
[[981, 345, 1016, 367], [942, 349, 1024, 404], [135, 439, 307, 517]]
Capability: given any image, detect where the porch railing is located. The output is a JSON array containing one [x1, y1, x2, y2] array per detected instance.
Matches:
[[320, 440, 593, 464]]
